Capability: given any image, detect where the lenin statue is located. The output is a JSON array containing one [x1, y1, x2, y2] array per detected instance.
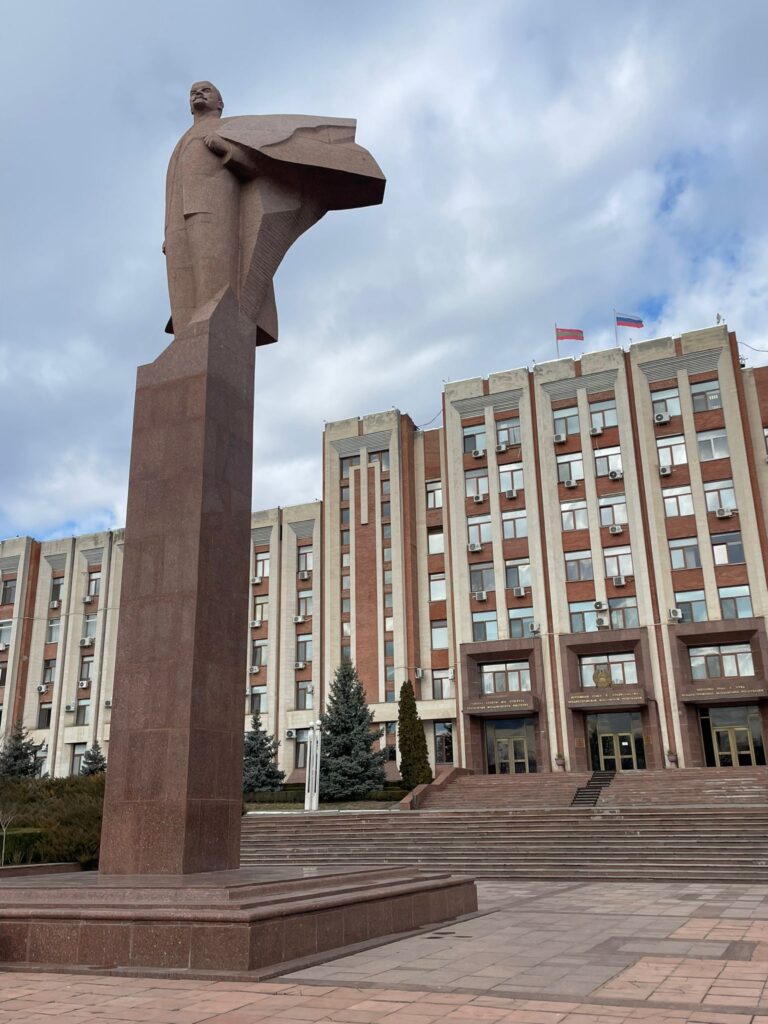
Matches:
[[163, 81, 385, 342]]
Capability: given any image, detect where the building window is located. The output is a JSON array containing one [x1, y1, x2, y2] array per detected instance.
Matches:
[[481, 661, 530, 694], [691, 378, 722, 412], [0, 579, 16, 606], [434, 722, 454, 764], [557, 453, 584, 483], [381, 502, 391, 520], [502, 509, 527, 539], [340, 455, 360, 478], [0, 665, 6, 688], [340, 484, 350, 501], [570, 601, 599, 632], [604, 546, 633, 577], [342, 574, 351, 590], [580, 652, 638, 687], [296, 636, 313, 663], [652, 387, 681, 418], [431, 620, 448, 650], [426, 480, 443, 508], [295, 729, 310, 768], [251, 640, 268, 667], [465, 468, 489, 499], [369, 449, 390, 472], [341, 552, 351, 568], [385, 664, 395, 682], [429, 572, 446, 601], [384, 615, 394, 632], [463, 424, 486, 454], [253, 596, 268, 622], [509, 607, 535, 638], [505, 559, 531, 589], [41, 658, 56, 685], [383, 721, 397, 760], [591, 399, 618, 431], [249, 685, 267, 714], [663, 485, 694, 517], [472, 611, 498, 642], [341, 597, 351, 614], [70, 743, 87, 776], [467, 515, 492, 547], [37, 703, 52, 729], [697, 429, 729, 462], [565, 550, 593, 582], [384, 639, 395, 658], [296, 681, 313, 710], [382, 523, 392, 541], [594, 446, 623, 477], [496, 418, 521, 446], [383, 569, 392, 584], [255, 552, 270, 578], [427, 529, 444, 555], [341, 644, 351, 661], [384, 591, 393, 609], [79, 658, 93, 684], [341, 530, 350, 546], [340, 507, 350, 526], [657, 435, 687, 467], [704, 479, 736, 512], [719, 585, 753, 620], [383, 546, 392, 563], [553, 407, 579, 436], [298, 548, 313, 573], [712, 531, 744, 565], [50, 578, 64, 603], [561, 500, 588, 531], [675, 590, 707, 622], [0, 621, 12, 646], [382, 479, 391, 496], [470, 563, 495, 593], [298, 591, 313, 617], [45, 619, 59, 644], [342, 621, 351, 637], [598, 493, 628, 527], [690, 643, 754, 679], [83, 614, 97, 639], [669, 537, 701, 570], [87, 571, 100, 597], [608, 596, 639, 629], [432, 670, 453, 699], [499, 463, 524, 493], [75, 699, 91, 726]]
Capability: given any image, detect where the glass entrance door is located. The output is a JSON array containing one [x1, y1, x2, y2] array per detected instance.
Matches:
[[484, 718, 537, 774], [496, 737, 529, 774], [598, 732, 637, 771], [713, 726, 756, 767]]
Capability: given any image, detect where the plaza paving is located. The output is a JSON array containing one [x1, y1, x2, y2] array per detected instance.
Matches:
[[3, 879, 768, 1021]]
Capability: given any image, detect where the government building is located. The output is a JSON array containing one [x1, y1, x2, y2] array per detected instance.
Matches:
[[1, 324, 767, 781]]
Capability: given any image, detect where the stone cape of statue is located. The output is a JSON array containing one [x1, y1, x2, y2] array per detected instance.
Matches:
[[164, 81, 385, 343]]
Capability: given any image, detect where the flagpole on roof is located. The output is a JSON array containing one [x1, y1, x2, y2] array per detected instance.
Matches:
[[555, 323, 560, 360], [613, 309, 619, 348]]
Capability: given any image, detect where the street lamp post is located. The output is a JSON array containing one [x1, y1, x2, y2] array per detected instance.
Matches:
[[304, 719, 322, 812]]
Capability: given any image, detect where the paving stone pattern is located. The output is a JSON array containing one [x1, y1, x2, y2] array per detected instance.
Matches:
[[4, 880, 768, 1021]]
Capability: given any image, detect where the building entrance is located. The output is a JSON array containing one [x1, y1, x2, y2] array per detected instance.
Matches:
[[484, 718, 537, 774], [586, 712, 646, 771], [699, 706, 766, 768]]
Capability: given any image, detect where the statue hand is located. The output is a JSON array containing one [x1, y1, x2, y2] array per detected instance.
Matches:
[[203, 134, 228, 157]]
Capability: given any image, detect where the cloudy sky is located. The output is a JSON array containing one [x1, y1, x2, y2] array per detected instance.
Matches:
[[2, 0, 768, 540]]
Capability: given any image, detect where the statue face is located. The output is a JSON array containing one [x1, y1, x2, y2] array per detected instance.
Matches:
[[189, 81, 223, 116]]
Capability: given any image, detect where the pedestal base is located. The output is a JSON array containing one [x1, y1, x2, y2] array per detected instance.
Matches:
[[0, 865, 477, 974]]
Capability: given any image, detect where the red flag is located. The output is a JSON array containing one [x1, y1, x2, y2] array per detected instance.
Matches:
[[556, 327, 584, 342]]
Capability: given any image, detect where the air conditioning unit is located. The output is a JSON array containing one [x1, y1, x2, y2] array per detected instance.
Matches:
[[414, 667, 423, 680], [589, 426, 603, 437], [596, 616, 610, 629], [251, 576, 262, 585], [613, 575, 626, 587], [471, 448, 485, 458], [298, 570, 311, 581], [286, 729, 296, 739], [528, 623, 541, 635], [250, 619, 262, 628], [36, 684, 47, 694], [78, 680, 89, 690], [659, 466, 672, 477], [668, 608, 683, 622], [65, 703, 75, 713], [0, 643, 7, 652], [505, 489, 518, 500], [564, 479, 577, 489], [49, 600, 60, 610], [496, 443, 507, 454], [553, 433, 566, 444], [447, 668, 455, 681], [250, 665, 261, 674], [468, 542, 482, 552], [715, 508, 733, 519], [472, 590, 487, 601], [654, 412, 671, 425], [608, 469, 623, 481], [79, 637, 94, 647], [608, 524, 624, 535], [472, 494, 485, 504], [293, 615, 305, 624], [513, 586, 526, 598], [82, 595, 93, 605], [594, 600, 606, 610], [294, 661, 306, 670], [104, 699, 112, 708]]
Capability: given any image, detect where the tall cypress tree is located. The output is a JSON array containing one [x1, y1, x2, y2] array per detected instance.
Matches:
[[0, 721, 39, 778], [319, 661, 385, 801], [243, 710, 285, 793], [397, 680, 433, 790], [80, 740, 107, 775]]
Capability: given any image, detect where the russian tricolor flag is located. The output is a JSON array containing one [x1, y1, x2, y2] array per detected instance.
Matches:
[[616, 313, 644, 329]]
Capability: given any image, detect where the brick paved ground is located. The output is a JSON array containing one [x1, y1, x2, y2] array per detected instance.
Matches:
[[3, 880, 768, 1022]]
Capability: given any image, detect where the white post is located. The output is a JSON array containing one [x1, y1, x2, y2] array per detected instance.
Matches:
[[312, 719, 322, 811], [304, 726, 315, 811]]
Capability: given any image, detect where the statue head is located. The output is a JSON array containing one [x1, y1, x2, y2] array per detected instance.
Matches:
[[189, 81, 223, 118]]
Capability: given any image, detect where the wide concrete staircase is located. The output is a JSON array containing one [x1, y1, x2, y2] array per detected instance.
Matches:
[[240, 768, 768, 882], [416, 772, 593, 809]]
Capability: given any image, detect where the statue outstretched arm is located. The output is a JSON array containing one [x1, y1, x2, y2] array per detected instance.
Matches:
[[203, 134, 263, 181]]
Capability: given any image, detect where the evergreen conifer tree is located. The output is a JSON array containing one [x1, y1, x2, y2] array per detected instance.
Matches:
[[397, 680, 433, 790], [0, 721, 39, 778], [80, 740, 107, 775], [319, 661, 385, 801], [243, 710, 285, 793]]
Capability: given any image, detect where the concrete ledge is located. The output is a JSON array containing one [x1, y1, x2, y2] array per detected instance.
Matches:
[[0, 863, 80, 878], [399, 767, 474, 810]]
